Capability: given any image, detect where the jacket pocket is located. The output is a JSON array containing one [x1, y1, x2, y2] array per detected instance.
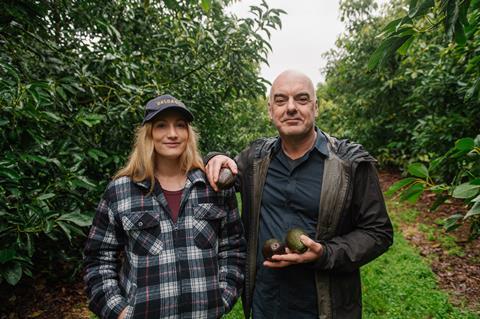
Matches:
[[193, 203, 227, 249], [121, 212, 163, 255]]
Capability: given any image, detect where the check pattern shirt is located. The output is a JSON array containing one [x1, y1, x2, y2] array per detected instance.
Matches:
[[84, 169, 246, 319]]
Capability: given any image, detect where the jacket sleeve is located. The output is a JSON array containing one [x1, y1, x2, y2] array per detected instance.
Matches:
[[217, 188, 247, 312], [84, 191, 128, 319], [315, 162, 394, 273]]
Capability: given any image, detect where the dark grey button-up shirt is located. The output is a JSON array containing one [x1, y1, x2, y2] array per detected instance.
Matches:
[[253, 128, 328, 319]]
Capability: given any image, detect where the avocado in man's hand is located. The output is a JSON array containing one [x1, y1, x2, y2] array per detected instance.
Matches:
[[262, 238, 286, 261], [216, 168, 235, 190], [285, 228, 308, 253]]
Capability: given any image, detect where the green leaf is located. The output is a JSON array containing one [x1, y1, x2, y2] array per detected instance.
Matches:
[[57, 212, 92, 227], [408, 0, 419, 16], [21, 154, 49, 165], [470, 179, 480, 186], [464, 202, 480, 219], [472, 194, 480, 202], [407, 163, 428, 178], [454, 138, 474, 151], [77, 113, 105, 127], [42, 111, 62, 122], [368, 35, 412, 69], [400, 183, 425, 203], [26, 233, 34, 257], [3, 262, 22, 285], [429, 194, 448, 211], [45, 220, 54, 233], [385, 177, 416, 196], [408, 0, 434, 18], [0, 249, 16, 263], [71, 176, 96, 190], [397, 35, 414, 55], [164, 0, 177, 10], [56, 86, 67, 101], [368, 37, 395, 69], [88, 149, 108, 161], [380, 17, 406, 33], [0, 167, 21, 180], [57, 221, 72, 241], [37, 193, 55, 201], [452, 182, 480, 199], [444, 213, 463, 231], [428, 156, 444, 172], [200, 0, 211, 12]]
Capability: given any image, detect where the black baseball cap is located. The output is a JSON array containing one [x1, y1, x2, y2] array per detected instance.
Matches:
[[142, 94, 194, 125]]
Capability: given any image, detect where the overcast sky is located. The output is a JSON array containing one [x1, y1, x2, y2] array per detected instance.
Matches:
[[226, 0, 346, 88]]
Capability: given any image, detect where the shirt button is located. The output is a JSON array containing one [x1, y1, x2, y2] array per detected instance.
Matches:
[[138, 221, 143, 227]]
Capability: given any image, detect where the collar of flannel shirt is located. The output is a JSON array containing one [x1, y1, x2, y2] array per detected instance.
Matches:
[[133, 168, 207, 195]]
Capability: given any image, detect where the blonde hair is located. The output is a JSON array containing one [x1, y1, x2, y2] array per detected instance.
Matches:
[[114, 121, 205, 193]]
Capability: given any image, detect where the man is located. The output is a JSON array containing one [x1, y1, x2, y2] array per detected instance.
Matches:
[[206, 70, 393, 319]]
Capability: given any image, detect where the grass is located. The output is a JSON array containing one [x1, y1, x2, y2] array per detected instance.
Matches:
[[362, 230, 476, 318]]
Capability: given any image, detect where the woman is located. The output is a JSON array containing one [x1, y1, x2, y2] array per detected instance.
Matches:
[[84, 94, 246, 319]]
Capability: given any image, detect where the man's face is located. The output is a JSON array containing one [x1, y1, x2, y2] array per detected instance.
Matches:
[[268, 73, 318, 139]]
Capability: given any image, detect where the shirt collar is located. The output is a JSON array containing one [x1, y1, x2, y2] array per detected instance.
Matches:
[[273, 127, 329, 157], [134, 168, 206, 192]]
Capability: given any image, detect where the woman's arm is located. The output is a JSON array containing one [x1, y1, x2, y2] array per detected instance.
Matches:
[[84, 192, 128, 319], [216, 188, 247, 312]]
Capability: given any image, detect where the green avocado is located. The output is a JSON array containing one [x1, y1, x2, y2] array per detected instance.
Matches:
[[285, 227, 308, 253]]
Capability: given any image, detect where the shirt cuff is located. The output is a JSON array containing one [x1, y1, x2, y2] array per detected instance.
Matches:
[[106, 296, 129, 319], [311, 241, 329, 270]]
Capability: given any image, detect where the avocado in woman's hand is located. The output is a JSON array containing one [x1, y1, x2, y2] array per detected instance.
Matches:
[[262, 238, 286, 261], [285, 228, 308, 254]]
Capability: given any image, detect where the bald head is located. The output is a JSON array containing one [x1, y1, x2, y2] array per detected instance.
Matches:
[[267, 69, 319, 143], [269, 70, 316, 103]]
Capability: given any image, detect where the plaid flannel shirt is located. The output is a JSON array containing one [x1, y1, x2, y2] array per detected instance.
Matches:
[[84, 169, 246, 319]]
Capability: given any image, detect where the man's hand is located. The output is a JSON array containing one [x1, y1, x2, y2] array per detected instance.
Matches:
[[263, 235, 323, 268], [205, 155, 238, 191]]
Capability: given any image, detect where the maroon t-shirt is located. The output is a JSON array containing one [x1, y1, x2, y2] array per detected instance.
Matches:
[[162, 188, 183, 223]]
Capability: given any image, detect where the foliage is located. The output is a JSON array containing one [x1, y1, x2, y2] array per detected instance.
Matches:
[[369, 0, 480, 102], [368, 0, 480, 239], [0, 0, 283, 285], [386, 136, 480, 239], [229, 96, 277, 153], [320, 0, 478, 166], [319, 0, 479, 237]]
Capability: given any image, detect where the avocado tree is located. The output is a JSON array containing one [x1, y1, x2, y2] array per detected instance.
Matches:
[[0, 0, 284, 285], [369, 0, 480, 238]]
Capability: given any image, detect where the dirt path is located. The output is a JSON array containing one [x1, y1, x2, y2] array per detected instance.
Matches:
[[1, 170, 479, 318], [379, 170, 480, 312]]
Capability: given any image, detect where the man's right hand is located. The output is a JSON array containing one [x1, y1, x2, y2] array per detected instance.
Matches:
[[205, 155, 238, 191]]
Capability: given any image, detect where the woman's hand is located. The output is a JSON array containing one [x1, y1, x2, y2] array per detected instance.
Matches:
[[118, 307, 128, 319]]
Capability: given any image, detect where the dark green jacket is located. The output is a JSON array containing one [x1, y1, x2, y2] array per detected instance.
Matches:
[[232, 133, 393, 319]]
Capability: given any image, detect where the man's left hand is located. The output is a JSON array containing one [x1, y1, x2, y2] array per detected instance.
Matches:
[[263, 235, 323, 268]]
